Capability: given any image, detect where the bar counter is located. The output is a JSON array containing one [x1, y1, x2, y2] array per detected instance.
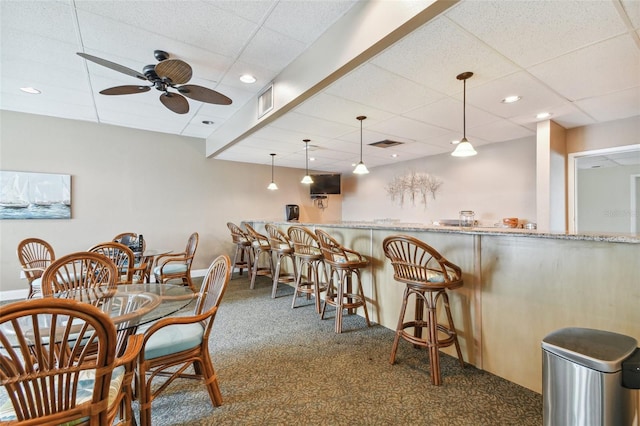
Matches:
[[246, 220, 640, 394]]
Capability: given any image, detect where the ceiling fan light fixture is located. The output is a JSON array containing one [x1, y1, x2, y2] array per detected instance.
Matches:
[[268, 153, 278, 190], [353, 115, 369, 175], [452, 72, 477, 158], [301, 139, 313, 184]]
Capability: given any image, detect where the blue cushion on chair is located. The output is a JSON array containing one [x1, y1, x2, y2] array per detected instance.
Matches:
[[144, 323, 204, 360], [153, 263, 187, 276]]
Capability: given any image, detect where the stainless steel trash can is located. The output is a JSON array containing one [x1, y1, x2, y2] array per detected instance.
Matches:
[[542, 327, 638, 426]]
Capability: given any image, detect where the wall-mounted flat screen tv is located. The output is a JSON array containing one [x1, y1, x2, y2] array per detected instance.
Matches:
[[310, 174, 341, 195]]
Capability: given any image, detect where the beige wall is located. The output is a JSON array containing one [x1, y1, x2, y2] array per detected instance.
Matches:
[[341, 136, 537, 226], [567, 115, 640, 154], [0, 110, 340, 298]]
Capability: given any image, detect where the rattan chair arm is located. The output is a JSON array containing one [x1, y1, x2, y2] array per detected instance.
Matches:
[[116, 334, 144, 368], [21, 265, 47, 273], [156, 252, 186, 263]]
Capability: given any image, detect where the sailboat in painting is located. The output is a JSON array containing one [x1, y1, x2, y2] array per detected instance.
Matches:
[[0, 171, 71, 219], [0, 174, 29, 208]]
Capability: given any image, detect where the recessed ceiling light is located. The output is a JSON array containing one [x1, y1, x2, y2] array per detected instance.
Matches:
[[501, 95, 521, 103], [536, 112, 552, 119], [309, 157, 315, 161], [451, 140, 460, 145], [20, 87, 41, 94], [239, 74, 256, 84], [202, 120, 215, 125], [391, 154, 399, 158]]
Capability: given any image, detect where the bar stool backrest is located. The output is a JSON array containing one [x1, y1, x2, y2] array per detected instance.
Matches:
[[382, 235, 462, 286], [265, 223, 292, 250], [287, 226, 321, 257]]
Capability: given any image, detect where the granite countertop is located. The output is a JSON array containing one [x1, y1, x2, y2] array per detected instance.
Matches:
[[247, 219, 640, 244]]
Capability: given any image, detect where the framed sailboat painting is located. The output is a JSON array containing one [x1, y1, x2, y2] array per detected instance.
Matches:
[[0, 171, 71, 219]]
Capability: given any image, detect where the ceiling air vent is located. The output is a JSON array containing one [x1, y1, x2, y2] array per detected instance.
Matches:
[[369, 139, 403, 148]]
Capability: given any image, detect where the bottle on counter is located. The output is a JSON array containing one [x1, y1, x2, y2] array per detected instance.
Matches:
[[138, 234, 144, 253]]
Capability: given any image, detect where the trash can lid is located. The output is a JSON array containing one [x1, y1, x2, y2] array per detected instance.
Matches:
[[542, 327, 638, 373]]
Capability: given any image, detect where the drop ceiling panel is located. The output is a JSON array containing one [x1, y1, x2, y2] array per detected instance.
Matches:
[[445, 0, 627, 68], [324, 63, 442, 115], [574, 87, 640, 122], [370, 17, 520, 95], [528, 35, 640, 101], [467, 72, 569, 119], [368, 116, 451, 142], [270, 111, 355, 140], [238, 26, 306, 73], [468, 119, 534, 144], [293, 92, 394, 128], [1, 1, 78, 44], [264, 0, 357, 44]]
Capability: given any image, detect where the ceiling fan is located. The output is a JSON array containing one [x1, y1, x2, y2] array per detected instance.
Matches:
[[77, 50, 232, 114]]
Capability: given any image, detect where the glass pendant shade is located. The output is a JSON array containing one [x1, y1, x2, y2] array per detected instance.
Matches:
[[451, 138, 477, 157], [353, 161, 369, 174], [267, 153, 278, 190], [353, 115, 369, 174], [301, 139, 313, 184], [452, 72, 477, 157]]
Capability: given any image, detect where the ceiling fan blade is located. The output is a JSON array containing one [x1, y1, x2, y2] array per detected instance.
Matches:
[[100, 85, 151, 95], [77, 52, 147, 81], [155, 59, 192, 84], [160, 92, 189, 114], [177, 85, 232, 105]]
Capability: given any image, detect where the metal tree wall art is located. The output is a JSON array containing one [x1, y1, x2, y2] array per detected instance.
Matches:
[[385, 171, 443, 208]]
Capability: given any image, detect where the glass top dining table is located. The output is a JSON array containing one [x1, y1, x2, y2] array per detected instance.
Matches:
[[56, 283, 197, 329], [2, 284, 197, 357]]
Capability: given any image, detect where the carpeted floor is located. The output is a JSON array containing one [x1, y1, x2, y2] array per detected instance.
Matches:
[[142, 273, 543, 425]]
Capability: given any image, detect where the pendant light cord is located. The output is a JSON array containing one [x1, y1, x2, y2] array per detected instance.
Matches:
[[463, 78, 466, 139]]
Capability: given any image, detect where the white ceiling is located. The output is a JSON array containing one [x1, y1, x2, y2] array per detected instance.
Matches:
[[2, 0, 640, 174]]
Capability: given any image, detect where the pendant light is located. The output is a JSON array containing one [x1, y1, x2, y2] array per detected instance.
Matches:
[[353, 115, 369, 174], [451, 71, 478, 157], [267, 153, 278, 190], [301, 139, 313, 184]]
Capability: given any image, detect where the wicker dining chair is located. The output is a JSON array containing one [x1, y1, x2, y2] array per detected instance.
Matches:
[[265, 223, 297, 298], [137, 254, 231, 426], [315, 228, 371, 333], [40, 251, 118, 296], [89, 241, 142, 284], [16, 237, 56, 298], [153, 232, 198, 291], [0, 297, 143, 425], [113, 233, 149, 281], [113, 232, 145, 251], [244, 224, 274, 290]]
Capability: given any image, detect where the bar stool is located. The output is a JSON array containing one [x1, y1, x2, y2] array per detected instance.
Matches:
[[287, 226, 327, 314], [265, 223, 297, 298], [226, 222, 252, 279], [382, 235, 465, 385], [244, 223, 274, 289], [315, 229, 370, 333]]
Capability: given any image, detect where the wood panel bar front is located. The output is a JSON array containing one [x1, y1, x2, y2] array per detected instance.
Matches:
[[247, 221, 640, 395]]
